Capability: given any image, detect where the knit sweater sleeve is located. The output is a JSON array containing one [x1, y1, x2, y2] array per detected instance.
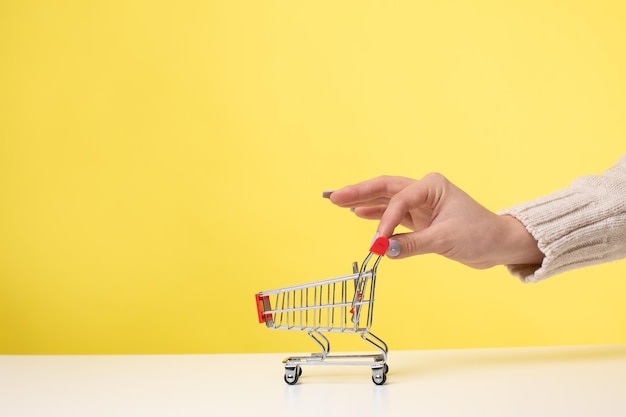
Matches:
[[499, 155, 626, 283]]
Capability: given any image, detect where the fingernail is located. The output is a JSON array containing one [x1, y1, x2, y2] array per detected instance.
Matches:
[[370, 232, 380, 246], [387, 240, 401, 257], [322, 190, 335, 199]]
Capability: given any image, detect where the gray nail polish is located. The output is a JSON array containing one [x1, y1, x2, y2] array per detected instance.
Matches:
[[387, 240, 401, 257], [322, 190, 335, 198]]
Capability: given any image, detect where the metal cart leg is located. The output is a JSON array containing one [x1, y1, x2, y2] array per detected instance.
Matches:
[[307, 331, 330, 357]]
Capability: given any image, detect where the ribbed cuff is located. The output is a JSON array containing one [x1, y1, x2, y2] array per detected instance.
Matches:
[[499, 160, 626, 282]]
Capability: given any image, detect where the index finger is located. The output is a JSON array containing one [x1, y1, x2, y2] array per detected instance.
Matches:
[[377, 181, 434, 237]]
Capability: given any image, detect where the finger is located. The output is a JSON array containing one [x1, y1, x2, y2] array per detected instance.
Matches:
[[377, 182, 433, 237], [352, 205, 386, 220], [386, 228, 445, 259], [378, 173, 450, 237], [347, 197, 392, 208], [329, 176, 414, 208], [324, 191, 391, 208], [356, 206, 432, 234]]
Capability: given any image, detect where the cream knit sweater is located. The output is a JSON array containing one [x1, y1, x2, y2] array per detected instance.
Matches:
[[500, 155, 626, 283]]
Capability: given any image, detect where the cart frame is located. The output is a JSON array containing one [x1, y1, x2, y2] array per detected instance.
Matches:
[[255, 236, 390, 385]]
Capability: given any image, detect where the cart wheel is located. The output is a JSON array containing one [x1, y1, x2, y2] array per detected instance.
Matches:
[[284, 366, 301, 385], [284, 374, 298, 385], [384, 363, 389, 374], [372, 372, 387, 385]]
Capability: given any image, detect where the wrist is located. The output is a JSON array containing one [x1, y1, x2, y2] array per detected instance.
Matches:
[[498, 215, 544, 266]]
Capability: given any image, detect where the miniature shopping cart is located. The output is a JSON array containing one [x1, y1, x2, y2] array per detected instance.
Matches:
[[255, 236, 391, 385]]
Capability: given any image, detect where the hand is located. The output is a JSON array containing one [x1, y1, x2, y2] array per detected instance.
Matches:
[[326, 173, 544, 269]]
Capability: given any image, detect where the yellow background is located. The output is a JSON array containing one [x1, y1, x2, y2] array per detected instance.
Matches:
[[1, 0, 625, 354]]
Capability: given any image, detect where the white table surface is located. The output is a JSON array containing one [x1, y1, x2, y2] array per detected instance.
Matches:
[[1, 344, 625, 417]]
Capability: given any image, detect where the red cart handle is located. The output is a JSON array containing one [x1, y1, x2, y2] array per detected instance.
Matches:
[[255, 293, 272, 324], [369, 236, 390, 256]]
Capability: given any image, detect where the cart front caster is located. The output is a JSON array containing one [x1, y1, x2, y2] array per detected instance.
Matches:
[[372, 364, 388, 385], [284, 366, 302, 385], [372, 372, 387, 385]]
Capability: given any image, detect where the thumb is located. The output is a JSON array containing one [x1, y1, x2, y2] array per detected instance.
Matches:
[[386, 229, 442, 259]]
